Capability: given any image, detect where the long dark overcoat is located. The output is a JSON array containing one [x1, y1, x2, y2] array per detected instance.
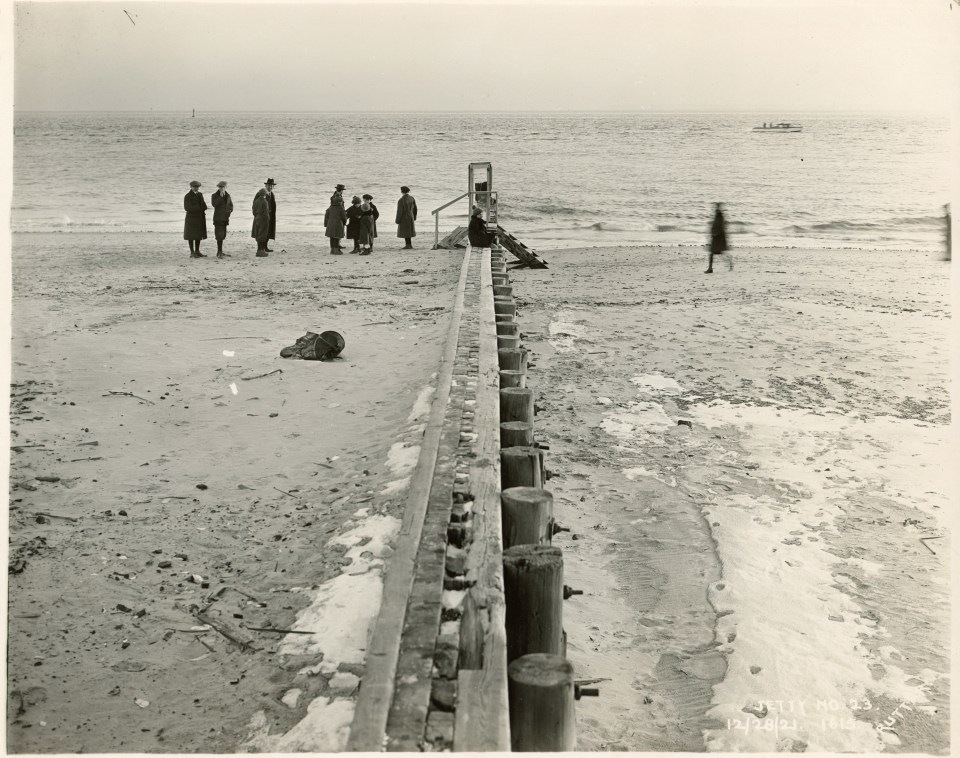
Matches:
[[267, 192, 277, 241], [369, 202, 380, 238], [183, 191, 208, 240], [710, 209, 728, 254], [325, 199, 347, 239], [251, 192, 270, 241], [212, 191, 233, 225], [345, 204, 362, 240], [396, 194, 417, 238]]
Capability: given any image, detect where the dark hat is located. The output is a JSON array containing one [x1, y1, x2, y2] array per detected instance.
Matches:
[[362, 193, 373, 200], [216, 180, 227, 188], [400, 185, 410, 193], [351, 196, 361, 204], [189, 180, 201, 187], [335, 184, 346, 191], [471, 206, 483, 216], [265, 178, 276, 186]]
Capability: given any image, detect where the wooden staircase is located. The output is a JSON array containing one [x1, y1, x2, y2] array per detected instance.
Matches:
[[436, 225, 469, 249], [495, 226, 549, 269]]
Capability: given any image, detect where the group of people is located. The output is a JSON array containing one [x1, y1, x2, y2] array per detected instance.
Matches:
[[322, 185, 418, 255], [182, 180, 418, 258]]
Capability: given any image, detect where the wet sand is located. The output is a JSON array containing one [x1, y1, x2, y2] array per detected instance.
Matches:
[[515, 244, 952, 752]]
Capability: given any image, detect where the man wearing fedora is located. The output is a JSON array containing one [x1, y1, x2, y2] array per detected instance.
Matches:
[[396, 185, 417, 249], [265, 179, 277, 251], [183, 180, 208, 258], [211, 180, 234, 259]]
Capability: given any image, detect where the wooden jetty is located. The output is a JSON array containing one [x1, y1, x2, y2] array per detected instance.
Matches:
[[348, 165, 589, 751]]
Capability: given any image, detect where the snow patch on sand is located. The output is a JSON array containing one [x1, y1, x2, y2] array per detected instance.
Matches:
[[245, 697, 354, 752], [688, 400, 949, 752], [407, 384, 435, 423], [330, 513, 400, 572], [279, 570, 384, 660], [623, 466, 677, 488], [601, 401, 674, 438], [242, 510, 401, 752], [386, 441, 420, 475], [631, 374, 684, 394], [381, 477, 410, 496], [548, 313, 589, 353]]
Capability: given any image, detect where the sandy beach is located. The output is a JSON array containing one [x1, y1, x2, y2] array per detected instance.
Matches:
[[6, 235, 953, 752], [514, 245, 953, 752], [6, 231, 462, 752]]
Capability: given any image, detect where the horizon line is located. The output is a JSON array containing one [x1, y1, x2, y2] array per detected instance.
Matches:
[[13, 107, 949, 115]]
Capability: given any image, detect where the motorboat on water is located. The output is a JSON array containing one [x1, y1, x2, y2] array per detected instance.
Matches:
[[753, 122, 802, 132]]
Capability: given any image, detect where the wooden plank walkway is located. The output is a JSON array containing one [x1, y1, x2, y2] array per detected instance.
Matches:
[[347, 245, 509, 752]]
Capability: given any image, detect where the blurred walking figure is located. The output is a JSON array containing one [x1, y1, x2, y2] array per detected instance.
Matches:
[[705, 202, 732, 274], [363, 193, 380, 252], [945, 203, 951, 262], [396, 186, 417, 249], [325, 192, 347, 255], [211, 181, 233, 259], [468, 206, 496, 248], [345, 196, 362, 253], [252, 188, 271, 257], [358, 200, 377, 255], [183, 180, 208, 258], [265, 179, 277, 251]]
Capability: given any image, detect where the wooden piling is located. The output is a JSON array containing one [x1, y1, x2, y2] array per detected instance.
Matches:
[[501, 487, 553, 549], [495, 313, 515, 323], [502, 546, 564, 661], [493, 284, 513, 298], [494, 300, 517, 318], [496, 321, 520, 337], [492, 273, 510, 286], [497, 334, 521, 351], [508, 654, 576, 752], [498, 369, 526, 389], [500, 420, 533, 447], [500, 387, 534, 426], [498, 348, 527, 373], [501, 446, 542, 489]]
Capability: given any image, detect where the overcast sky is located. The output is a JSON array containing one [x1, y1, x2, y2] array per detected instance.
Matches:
[[10, 0, 960, 112]]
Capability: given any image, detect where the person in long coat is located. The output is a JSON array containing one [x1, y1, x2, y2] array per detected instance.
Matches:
[[325, 194, 347, 255], [265, 179, 277, 251], [357, 201, 377, 255], [362, 193, 380, 252], [211, 180, 234, 259], [251, 188, 271, 257], [345, 196, 362, 253], [396, 186, 417, 249], [183, 180, 208, 258], [705, 202, 732, 273]]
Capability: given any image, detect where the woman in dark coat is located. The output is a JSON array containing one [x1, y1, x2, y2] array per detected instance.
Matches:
[[345, 196, 362, 253], [251, 188, 271, 257], [324, 195, 347, 255], [468, 206, 496, 249], [362, 193, 380, 252], [183, 180, 208, 258], [706, 202, 732, 273], [358, 201, 377, 255]]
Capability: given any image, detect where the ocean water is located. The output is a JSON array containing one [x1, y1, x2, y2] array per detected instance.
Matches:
[[12, 111, 952, 252]]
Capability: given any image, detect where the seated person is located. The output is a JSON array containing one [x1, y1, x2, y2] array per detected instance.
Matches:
[[468, 206, 497, 248]]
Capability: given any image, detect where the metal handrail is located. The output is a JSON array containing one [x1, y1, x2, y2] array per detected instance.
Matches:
[[432, 191, 498, 249], [432, 192, 470, 216]]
